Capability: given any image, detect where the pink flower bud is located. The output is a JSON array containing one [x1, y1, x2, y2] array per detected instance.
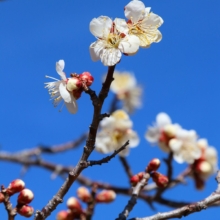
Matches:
[[79, 72, 94, 86], [137, 172, 144, 179], [130, 175, 140, 186], [96, 190, 116, 203], [66, 77, 82, 92], [77, 187, 91, 203], [72, 88, 83, 100], [66, 197, 82, 214], [7, 179, 25, 195], [0, 192, 5, 203], [56, 210, 74, 220], [151, 172, 169, 188], [146, 158, 161, 172], [17, 204, 34, 218], [17, 189, 34, 204]]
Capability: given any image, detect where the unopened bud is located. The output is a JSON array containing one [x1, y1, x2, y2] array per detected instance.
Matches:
[[77, 187, 91, 203], [197, 161, 212, 174], [17, 204, 34, 218], [7, 179, 25, 195], [66, 77, 82, 92], [137, 172, 144, 179], [66, 197, 82, 213], [17, 189, 34, 204], [56, 210, 74, 220], [151, 172, 169, 188], [0, 192, 5, 203], [80, 72, 94, 86], [96, 190, 116, 203], [130, 174, 140, 186], [72, 88, 83, 100], [146, 158, 161, 172]]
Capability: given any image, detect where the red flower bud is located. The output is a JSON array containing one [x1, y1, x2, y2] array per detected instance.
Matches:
[[17, 204, 34, 218], [130, 175, 140, 186], [146, 158, 161, 172], [66, 197, 82, 214], [80, 72, 94, 86], [17, 189, 34, 205], [77, 187, 91, 203], [56, 210, 74, 220], [137, 172, 144, 179], [7, 179, 25, 195], [0, 192, 5, 203], [96, 190, 116, 203], [72, 88, 83, 100], [151, 172, 169, 188]]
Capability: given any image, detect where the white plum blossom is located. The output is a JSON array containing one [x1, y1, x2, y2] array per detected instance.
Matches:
[[124, 0, 164, 48], [169, 129, 201, 164], [89, 16, 140, 66], [45, 60, 78, 114], [110, 71, 142, 113], [96, 110, 139, 157], [145, 112, 181, 152]]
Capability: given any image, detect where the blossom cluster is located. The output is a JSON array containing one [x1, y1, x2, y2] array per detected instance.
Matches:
[[45, 60, 94, 113], [95, 110, 139, 157], [90, 0, 163, 66], [56, 187, 116, 220], [0, 179, 34, 218], [145, 112, 218, 189]]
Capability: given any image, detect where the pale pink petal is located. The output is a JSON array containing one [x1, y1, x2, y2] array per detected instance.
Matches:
[[100, 48, 122, 66], [128, 130, 140, 148], [169, 139, 182, 152], [125, 0, 145, 23], [56, 60, 66, 80], [89, 40, 105, 62], [90, 16, 112, 38], [118, 35, 140, 55], [59, 82, 71, 103], [114, 18, 129, 34], [145, 127, 160, 143]]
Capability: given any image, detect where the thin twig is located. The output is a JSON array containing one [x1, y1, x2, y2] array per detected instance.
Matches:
[[119, 156, 133, 179]]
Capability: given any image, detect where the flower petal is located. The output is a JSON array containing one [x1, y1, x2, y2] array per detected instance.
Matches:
[[89, 40, 105, 62], [118, 35, 140, 55], [65, 96, 78, 114], [90, 16, 112, 38], [114, 18, 129, 34], [128, 130, 140, 148], [56, 60, 66, 80], [59, 82, 71, 103], [169, 139, 182, 152], [145, 127, 159, 143], [156, 112, 171, 128], [100, 48, 122, 66], [125, 0, 145, 23]]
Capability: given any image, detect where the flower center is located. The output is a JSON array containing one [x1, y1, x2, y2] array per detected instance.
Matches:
[[107, 33, 121, 48]]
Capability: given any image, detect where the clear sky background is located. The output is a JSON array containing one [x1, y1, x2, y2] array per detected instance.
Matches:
[[0, 0, 220, 219]]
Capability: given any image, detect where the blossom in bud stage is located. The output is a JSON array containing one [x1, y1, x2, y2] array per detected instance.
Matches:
[[96, 110, 139, 157], [145, 112, 181, 152], [89, 16, 140, 66], [130, 172, 144, 186], [17, 189, 34, 204], [17, 204, 34, 218], [96, 190, 116, 203], [77, 187, 92, 203], [191, 139, 218, 189], [80, 72, 94, 87], [45, 60, 78, 114], [56, 210, 74, 220], [7, 179, 25, 195], [0, 192, 5, 203], [66, 197, 82, 213], [146, 158, 161, 172], [124, 0, 163, 48], [110, 71, 142, 113], [151, 172, 169, 188]]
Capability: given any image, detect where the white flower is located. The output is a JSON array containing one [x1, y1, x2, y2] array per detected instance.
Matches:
[[89, 16, 140, 66], [96, 110, 139, 157], [169, 129, 201, 164], [124, 0, 163, 47], [110, 71, 142, 113], [45, 60, 78, 114], [145, 112, 181, 152]]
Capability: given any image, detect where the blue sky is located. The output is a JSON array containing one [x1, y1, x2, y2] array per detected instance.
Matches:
[[0, 0, 220, 219]]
